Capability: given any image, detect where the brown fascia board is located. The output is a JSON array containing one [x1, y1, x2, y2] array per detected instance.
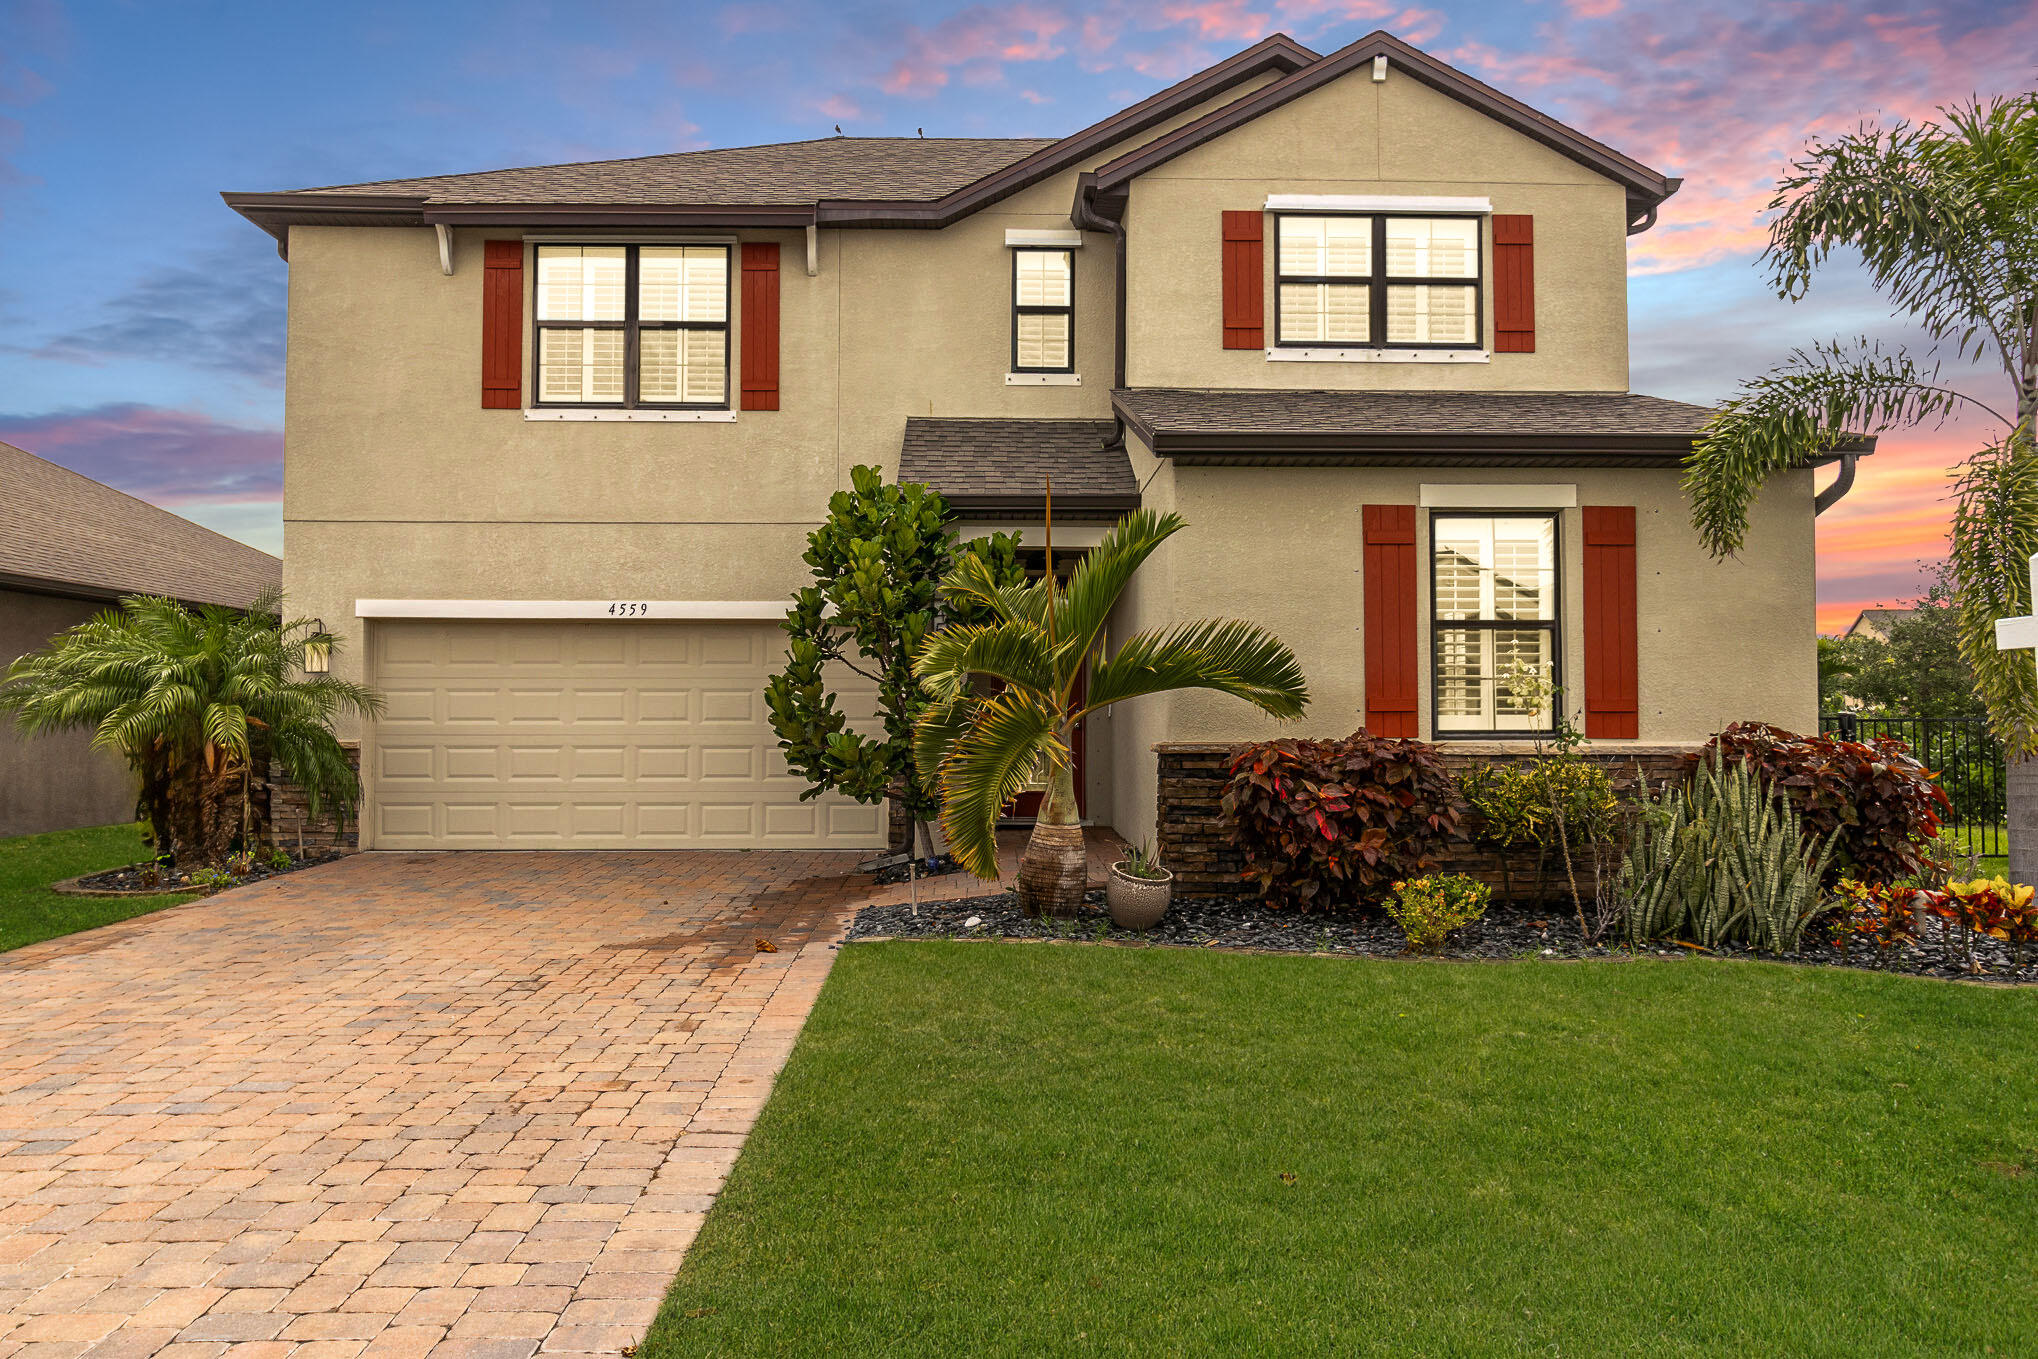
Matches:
[[942, 493, 1140, 520], [421, 203, 819, 228], [1089, 30, 1680, 225], [1117, 422, 1878, 467], [222, 35, 1318, 244]]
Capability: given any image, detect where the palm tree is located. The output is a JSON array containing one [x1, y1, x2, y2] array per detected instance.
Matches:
[[913, 508, 1309, 917], [0, 592, 381, 866], [1681, 92, 2038, 751]]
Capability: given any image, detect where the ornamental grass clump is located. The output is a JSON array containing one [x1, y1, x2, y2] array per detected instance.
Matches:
[[1693, 722, 1950, 886], [1621, 750, 1836, 954], [1384, 874, 1490, 954]]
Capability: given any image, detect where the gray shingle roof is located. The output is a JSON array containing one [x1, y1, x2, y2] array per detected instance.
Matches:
[[284, 138, 1059, 207], [1107, 388, 1797, 467], [1113, 388, 1719, 437], [0, 442, 281, 609], [900, 419, 1135, 516]]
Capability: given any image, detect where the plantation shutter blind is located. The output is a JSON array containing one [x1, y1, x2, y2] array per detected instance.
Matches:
[[1492, 214, 1535, 353], [740, 242, 780, 411], [481, 240, 524, 409], [1582, 505, 1639, 738], [1363, 505, 1420, 738], [1221, 210, 1264, 349]]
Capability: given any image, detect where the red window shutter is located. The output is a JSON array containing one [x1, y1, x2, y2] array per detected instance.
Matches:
[[1492, 214, 1535, 353], [1221, 211, 1264, 350], [741, 242, 780, 412], [481, 240, 523, 409], [1583, 505, 1639, 739], [1363, 505, 1420, 738]]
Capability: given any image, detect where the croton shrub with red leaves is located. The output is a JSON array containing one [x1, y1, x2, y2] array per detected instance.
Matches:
[[1221, 731, 1462, 911], [1693, 722, 1951, 887]]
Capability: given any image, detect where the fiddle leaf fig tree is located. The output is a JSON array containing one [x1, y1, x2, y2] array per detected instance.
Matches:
[[766, 465, 1022, 848]]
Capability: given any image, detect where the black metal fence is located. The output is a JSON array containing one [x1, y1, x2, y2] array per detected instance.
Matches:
[[1820, 713, 2005, 856]]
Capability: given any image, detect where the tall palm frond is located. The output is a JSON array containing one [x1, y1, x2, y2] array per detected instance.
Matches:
[[926, 690, 1066, 879], [1683, 93, 2038, 751], [915, 510, 1309, 895], [1081, 618, 1309, 719]]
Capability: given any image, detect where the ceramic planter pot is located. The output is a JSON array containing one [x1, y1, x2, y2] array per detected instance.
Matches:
[[1108, 863, 1173, 930]]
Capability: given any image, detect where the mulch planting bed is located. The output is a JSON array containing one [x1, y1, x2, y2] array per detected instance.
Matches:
[[846, 891, 2038, 985], [57, 846, 348, 897], [869, 855, 968, 887]]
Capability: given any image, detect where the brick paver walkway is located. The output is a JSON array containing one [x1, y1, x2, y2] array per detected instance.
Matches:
[[0, 850, 880, 1359], [0, 830, 1127, 1358]]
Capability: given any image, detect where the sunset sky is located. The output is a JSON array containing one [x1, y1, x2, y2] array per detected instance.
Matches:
[[1, 0, 2031, 633]]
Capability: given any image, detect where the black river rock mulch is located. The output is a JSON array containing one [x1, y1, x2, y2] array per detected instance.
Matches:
[[845, 890, 2038, 985], [61, 846, 349, 897]]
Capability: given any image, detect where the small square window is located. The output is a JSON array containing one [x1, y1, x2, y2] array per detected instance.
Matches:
[[1011, 248, 1073, 374]]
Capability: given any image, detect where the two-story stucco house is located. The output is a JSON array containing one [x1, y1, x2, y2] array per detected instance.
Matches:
[[225, 30, 1856, 855]]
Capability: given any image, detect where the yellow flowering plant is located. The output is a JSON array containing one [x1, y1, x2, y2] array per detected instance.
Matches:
[[1384, 874, 1491, 955]]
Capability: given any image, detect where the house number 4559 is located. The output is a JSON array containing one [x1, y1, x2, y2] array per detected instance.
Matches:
[[607, 602, 650, 617]]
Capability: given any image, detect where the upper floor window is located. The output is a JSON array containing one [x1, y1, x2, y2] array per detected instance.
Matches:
[[534, 244, 729, 408], [1275, 215, 1481, 349], [1011, 247, 1074, 373], [1431, 513, 1557, 735]]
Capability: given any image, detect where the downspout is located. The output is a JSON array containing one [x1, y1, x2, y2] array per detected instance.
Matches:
[[1814, 452, 1857, 515], [1072, 174, 1129, 451]]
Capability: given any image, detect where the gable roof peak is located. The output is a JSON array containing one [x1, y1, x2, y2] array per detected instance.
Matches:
[[1090, 28, 1680, 228]]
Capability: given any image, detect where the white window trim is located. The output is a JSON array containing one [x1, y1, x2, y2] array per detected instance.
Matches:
[[1267, 347, 1489, 365], [1421, 484, 1578, 509], [1264, 194, 1492, 214], [356, 599, 787, 621], [1005, 372, 1082, 386], [524, 408, 737, 423], [1005, 228, 1085, 248], [519, 233, 741, 245]]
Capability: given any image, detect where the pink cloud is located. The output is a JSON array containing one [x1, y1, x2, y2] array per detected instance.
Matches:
[[0, 405, 282, 509], [1159, 0, 1273, 42], [877, 4, 1073, 96], [1440, 4, 2038, 276]]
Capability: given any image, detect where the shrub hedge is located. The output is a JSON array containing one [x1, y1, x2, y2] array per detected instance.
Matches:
[[1222, 730, 1461, 911], [1692, 722, 1950, 887]]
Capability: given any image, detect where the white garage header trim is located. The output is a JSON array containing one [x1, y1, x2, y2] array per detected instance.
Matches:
[[356, 599, 793, 621]]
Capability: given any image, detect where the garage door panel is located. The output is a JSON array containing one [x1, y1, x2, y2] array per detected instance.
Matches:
[[572, 689, 627, 724], [367, 620, 880, 850], [636, 746, 691, 781]]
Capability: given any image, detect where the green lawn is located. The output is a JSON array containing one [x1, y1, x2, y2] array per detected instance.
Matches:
[[644, 942, 2038, 1358], [0, 822, 194, 952]]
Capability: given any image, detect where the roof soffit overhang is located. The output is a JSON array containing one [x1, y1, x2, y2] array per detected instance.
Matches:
[[1083, 30, 1681, 230], [222, 34, 1320, 249], [1111, 402, 1876, 468]]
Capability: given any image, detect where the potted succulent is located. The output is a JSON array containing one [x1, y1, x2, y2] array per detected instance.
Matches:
[[1107, 841, 1173, 931]]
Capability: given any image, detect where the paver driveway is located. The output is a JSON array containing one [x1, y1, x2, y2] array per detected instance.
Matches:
[[0, 850, 876, 1359]]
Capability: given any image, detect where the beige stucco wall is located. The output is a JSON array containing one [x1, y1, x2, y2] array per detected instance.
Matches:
[[1105, 459, 1817, 845], [1124, 68, 1631, 392], [278, 61, 1766, 849]]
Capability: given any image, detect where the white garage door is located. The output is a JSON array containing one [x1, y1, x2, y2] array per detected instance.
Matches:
[[367, 619, 885, 850]]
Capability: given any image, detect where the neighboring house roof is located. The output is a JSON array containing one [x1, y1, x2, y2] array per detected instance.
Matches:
[[900, 418, 1134, 519], [1089, 31, 1679, 226], [0, 441, 282, 609], [1111, 388, 1878, 466], [1845, 607, 1914, 640], [225, 34, 1319, 245]]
